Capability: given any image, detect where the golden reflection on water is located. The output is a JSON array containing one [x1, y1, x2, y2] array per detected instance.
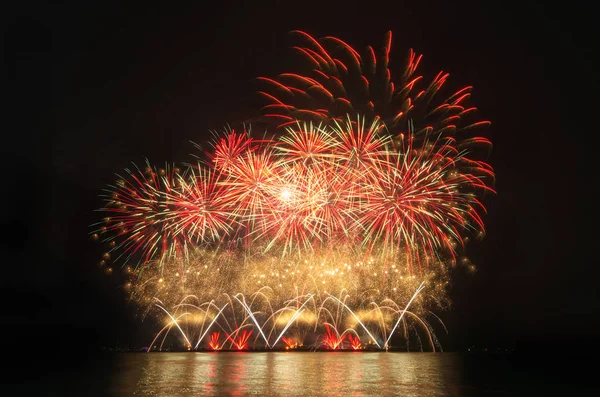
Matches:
[[110, 352, 466, 396]]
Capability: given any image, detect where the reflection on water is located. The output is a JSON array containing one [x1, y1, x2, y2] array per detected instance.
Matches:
[[99, 352, 501, 396], [31, 348, 598, 396]]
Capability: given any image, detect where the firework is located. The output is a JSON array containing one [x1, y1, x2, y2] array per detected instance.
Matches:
[[145, 276, 443, 351], [98, 116, 490, 270], [259, 30, 491, 143], [92, 162, 191, 268], [93, 31, 494, 351], [258, 32, 495, 258], [163, 166, 234, 244]]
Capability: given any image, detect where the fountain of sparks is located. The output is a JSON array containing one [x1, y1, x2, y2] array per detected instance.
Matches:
[[145, 282, 444, 352]]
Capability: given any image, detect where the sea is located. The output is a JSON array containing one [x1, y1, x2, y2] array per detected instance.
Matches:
[[18, 351, 598, 396]]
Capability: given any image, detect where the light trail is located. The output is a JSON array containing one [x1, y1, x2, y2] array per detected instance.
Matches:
[[385, 281, 426, 349], [272, 294, 314, 347], [194, 302, 229, 349], [233, 294, 270, 347], [154, 300, 192, 348], [327, 294, 381, 349]]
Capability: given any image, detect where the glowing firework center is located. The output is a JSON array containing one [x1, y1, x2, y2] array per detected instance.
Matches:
[[92, 31, 494, 351]]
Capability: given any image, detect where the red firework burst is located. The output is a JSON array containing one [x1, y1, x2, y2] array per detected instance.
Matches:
[[207, 129, 260, 173], [209, 332, 222, 351], [163, 167, 235, 244], [96, 162, 190, 266], [347, 334, 362, 350], [259, 30, 491, 145], [322, 324, 345, 350], [356, 134, 493, 270]]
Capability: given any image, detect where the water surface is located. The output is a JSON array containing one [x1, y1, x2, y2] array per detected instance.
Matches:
[[39, 352, 594, 396]]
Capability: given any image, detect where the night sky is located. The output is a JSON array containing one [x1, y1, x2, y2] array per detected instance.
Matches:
[[3, 0, 596, 368]]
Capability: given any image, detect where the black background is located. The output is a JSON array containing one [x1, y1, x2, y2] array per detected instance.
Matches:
[[2, 0, 597, 387]]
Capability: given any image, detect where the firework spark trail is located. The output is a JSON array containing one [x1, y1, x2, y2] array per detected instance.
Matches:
[[271, 294, 314, 347], [147, 312, 190, 351], [208, 332, 222, 350], [385, 281, 426, 349], [223, 326, 254, 350], [327, 294, 381, 348], [321, 323, 346, 350], [153, 300, 192, 348], [233, 295, 270, 347], [194, 302, 229, 349]]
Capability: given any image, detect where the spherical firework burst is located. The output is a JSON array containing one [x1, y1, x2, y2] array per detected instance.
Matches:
[[92, 162, 191, 268], [162, 166, 234, 244]]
